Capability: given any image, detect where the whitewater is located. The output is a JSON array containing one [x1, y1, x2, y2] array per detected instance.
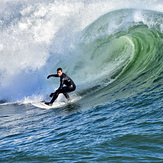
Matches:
[[0, 0, 163, 162]]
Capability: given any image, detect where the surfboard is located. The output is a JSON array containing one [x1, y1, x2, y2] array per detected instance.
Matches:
[[31, 94, 81, 109], [32, 101, 67, 109]]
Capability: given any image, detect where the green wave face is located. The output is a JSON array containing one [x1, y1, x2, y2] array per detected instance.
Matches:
[[73, 9, 163, 105]]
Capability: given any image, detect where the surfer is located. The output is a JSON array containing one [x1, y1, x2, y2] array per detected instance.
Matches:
[[45, 68, 76, 106]]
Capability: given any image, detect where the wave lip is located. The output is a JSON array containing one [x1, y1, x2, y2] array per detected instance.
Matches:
[[73, 9, 163, 106]]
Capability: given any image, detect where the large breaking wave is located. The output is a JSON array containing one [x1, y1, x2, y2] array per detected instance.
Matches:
[[0, 0, 162, 106]]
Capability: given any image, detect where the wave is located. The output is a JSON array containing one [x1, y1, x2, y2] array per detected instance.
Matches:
[[0, 1, 162, 105], [70, 9, 163, 106]]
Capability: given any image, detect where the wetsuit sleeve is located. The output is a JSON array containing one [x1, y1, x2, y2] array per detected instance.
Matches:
[[58, 78, 64, 91], [47, 74, 58, 79]]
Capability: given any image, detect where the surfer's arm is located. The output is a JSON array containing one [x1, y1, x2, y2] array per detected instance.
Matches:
[[57, 78, 64, 91], [47, 74, 58, 79]]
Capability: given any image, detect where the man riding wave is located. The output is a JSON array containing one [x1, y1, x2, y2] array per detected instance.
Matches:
[[45, 68, 76, 106]]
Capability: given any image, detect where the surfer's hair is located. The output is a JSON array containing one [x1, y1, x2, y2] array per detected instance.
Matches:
[[57, 68, 62, 72]]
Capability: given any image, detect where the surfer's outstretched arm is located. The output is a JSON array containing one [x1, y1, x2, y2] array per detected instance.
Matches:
[[47, 74, 58, 79]]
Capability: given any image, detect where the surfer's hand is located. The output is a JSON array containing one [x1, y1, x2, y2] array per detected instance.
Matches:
[[47, 75, 50, 79], [50, 93, 54, 97]]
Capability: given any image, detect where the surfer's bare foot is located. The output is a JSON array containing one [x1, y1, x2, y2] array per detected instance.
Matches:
[[45, 102, 52, 106]]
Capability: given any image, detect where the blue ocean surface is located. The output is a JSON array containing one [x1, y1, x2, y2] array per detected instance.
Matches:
[[0, 0, 163, 162]]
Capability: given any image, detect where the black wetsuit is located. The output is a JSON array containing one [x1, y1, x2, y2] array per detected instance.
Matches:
[[47, 73, 76, 104]]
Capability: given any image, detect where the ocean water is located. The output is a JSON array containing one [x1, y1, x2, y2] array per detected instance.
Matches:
[[0, 0, 163, 162]]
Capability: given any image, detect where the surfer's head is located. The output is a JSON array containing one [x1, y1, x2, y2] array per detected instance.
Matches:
[[57, 68, 63, 77]]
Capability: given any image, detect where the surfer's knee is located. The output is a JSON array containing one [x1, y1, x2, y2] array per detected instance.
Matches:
[[70, 85, 76, 91]]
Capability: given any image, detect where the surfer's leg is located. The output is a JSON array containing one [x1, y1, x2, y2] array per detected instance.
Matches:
[[63, 93, 70, 100], [60, 86, 74, 101], [50, 90, 60, 103], [45, 86, 75, 105], [45, 91, 60, 106], [49, 86, 74, 104]]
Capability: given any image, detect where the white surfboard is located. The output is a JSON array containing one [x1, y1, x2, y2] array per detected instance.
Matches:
[[31, 94, 81, 109], [32, 101, 67, 109]]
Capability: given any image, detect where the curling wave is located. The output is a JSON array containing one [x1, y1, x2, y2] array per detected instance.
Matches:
[[69, 9, 163, 106], [0, 6, 162, 106]]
